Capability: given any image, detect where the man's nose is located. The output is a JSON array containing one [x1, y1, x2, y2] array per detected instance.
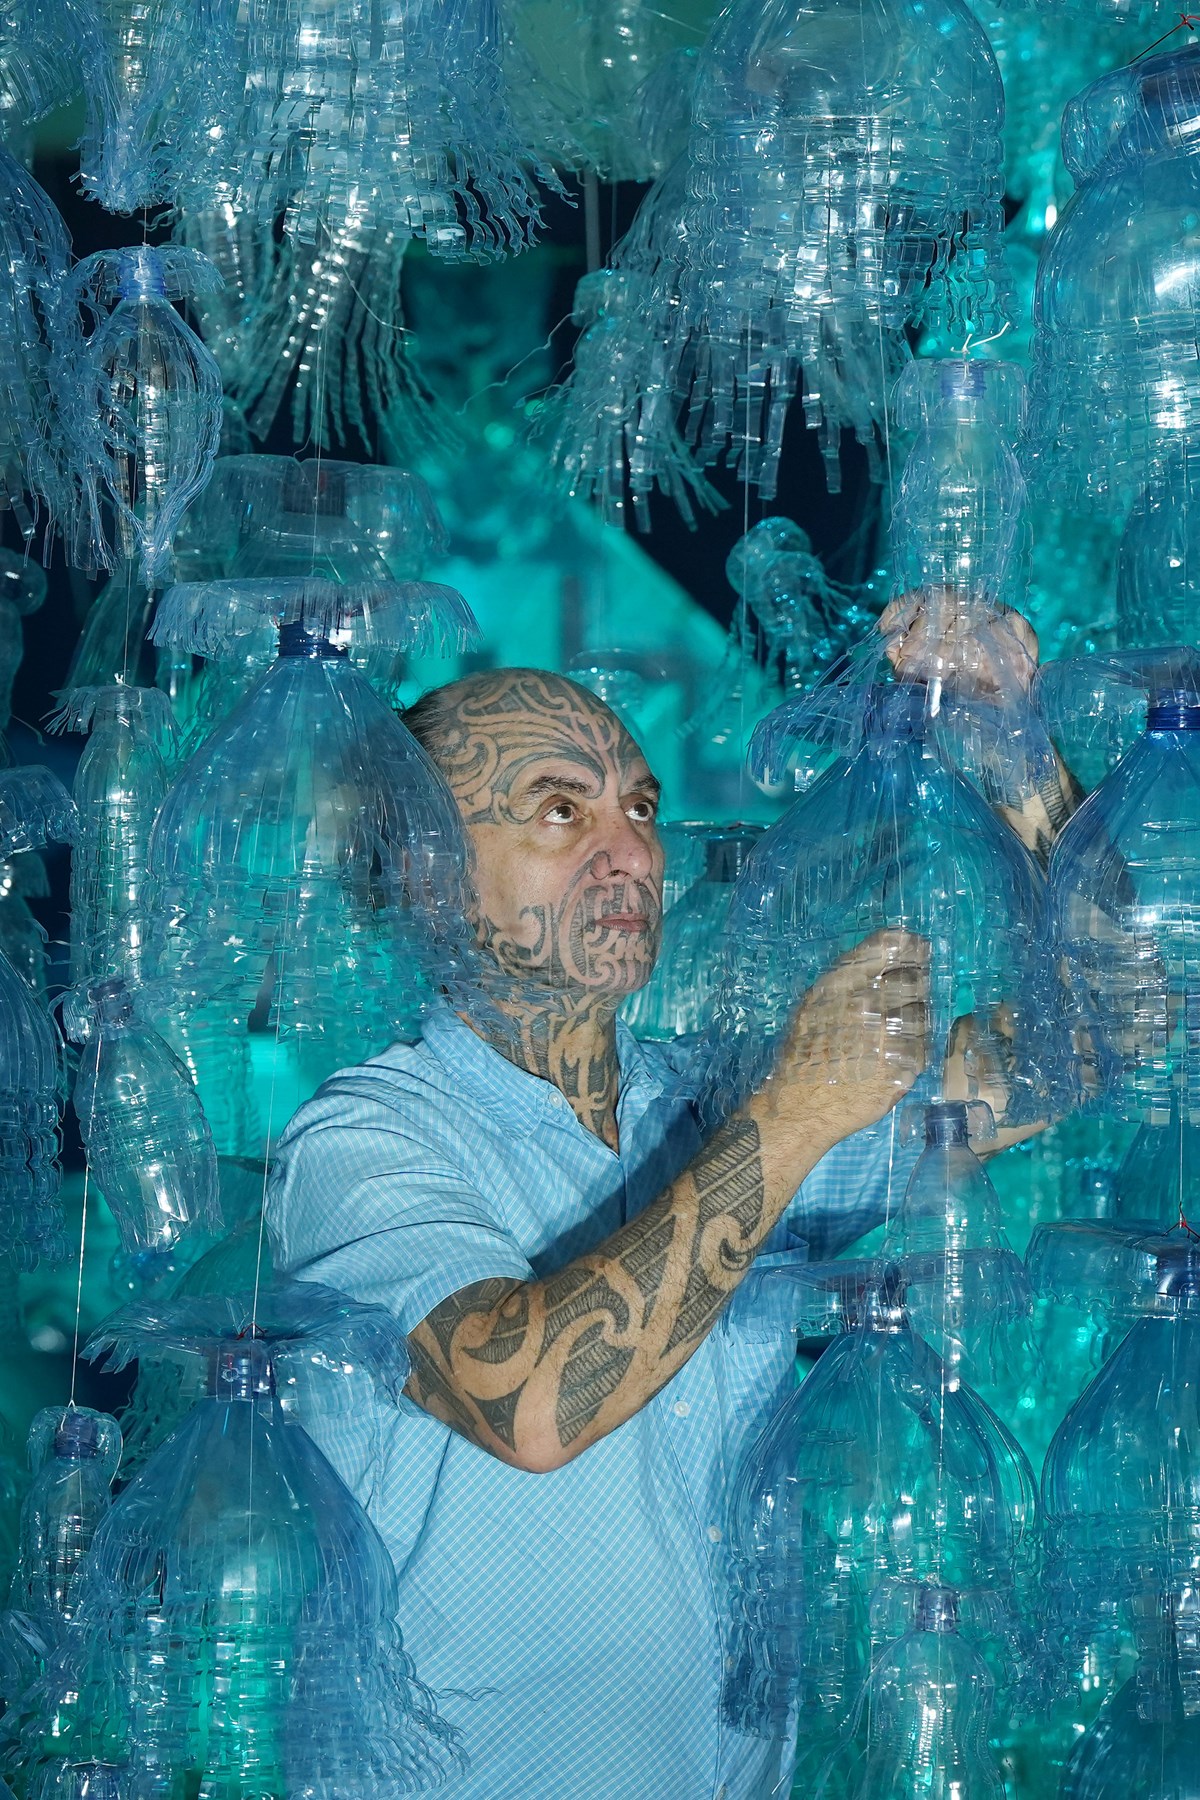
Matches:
[[595, 809, 655, 881]]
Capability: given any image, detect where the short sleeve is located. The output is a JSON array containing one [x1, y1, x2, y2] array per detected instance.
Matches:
[[266, 1076, 536, 1337], [783, 1116, 920, 1261]]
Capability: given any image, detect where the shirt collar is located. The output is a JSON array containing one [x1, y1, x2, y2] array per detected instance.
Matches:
[[420, 1004, 665, 1142]]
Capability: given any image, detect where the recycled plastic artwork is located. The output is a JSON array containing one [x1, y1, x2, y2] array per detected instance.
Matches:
[[4, 4, 1200, 1797]]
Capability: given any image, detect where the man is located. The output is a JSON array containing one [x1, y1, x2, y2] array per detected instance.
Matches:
[[267, 646, 1068, 1798]]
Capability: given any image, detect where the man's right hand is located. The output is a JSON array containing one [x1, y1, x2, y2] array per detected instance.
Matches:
[[748, 929, 931, 1165]]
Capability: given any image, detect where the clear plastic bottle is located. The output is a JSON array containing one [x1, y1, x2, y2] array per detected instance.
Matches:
[[10, 1407, 122, 1632], [622, 824, 760, 1044], [881, 1101, 1032, 1386], [1048, 687, 1200, 1124], [1028, 46, 1200, 505], [889, 360, 1029, 615], [71, 977, 220, 1263], [146, 622, 475, 1145], [53, 685, 177, 992], [1041, 1238, 1200, 1714], [1061, 1665, 1200, 1799], [816, 1585, 1006, 1800], [0, 938, 64, 1269]]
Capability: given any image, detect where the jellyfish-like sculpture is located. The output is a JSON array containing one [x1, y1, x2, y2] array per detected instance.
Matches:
[[9, 1286, 463, 1796], [1032, 1222, 1200, 1719], [66, 245, 224, 586], [702, 680, 1051, 1130], [723, 1266, 1035, 1752], [143, 585, 478, 1155], [673, 0, 1009, 497]]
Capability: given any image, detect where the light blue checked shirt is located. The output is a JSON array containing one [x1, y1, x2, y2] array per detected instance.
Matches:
[[267, 1007, 914, 1800]]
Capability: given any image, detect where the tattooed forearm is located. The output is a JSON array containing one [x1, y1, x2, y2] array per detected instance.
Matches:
[[405, 1117, 780, 1471]]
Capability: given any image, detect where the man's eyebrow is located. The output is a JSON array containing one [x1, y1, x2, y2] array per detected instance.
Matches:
[[517, 772, 598, 802], [627, 771, 662, 799]]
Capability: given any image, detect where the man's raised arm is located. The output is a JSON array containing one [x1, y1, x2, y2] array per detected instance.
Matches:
[[405, 930, 929, 1473]]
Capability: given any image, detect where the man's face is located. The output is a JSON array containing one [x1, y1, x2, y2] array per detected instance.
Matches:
[[432, 672, 664, 998]]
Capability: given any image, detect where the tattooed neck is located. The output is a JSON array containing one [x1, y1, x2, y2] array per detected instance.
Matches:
[[465, 988, 623, 1150]]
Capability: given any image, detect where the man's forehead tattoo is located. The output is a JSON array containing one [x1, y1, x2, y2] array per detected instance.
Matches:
[[407, 670, 653, 826]]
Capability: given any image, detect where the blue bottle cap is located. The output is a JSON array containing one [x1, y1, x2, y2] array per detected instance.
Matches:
[[54, 1411, 101, 1459], [277, 620, 347, 661], [1146, 690, 1200, 731], [925, 1100, 970, 1147]]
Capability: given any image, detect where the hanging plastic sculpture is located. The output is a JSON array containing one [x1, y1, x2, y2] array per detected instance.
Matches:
[[726, 518, 868, 692], [0, 0, 94, 140], [505, 0, 713, 181], [0, 144, 74, 548], [0, 764, 74, 1269], [9, 1407, 121, 1635], [50, 685, 178, 992], [1110, 1108, 1200, 1230], [10, 1286, 463, 1796], [66, 245, 224, 587], [0, 850, 48, 994], [622, 824, 761, 1043], [0, 548, 45, 730], [890, 360, 1030, 615], [143, 603, 477, 1155], [75, 0, 233, 215], [624, 0, 1007, 505], [70, 976, 221, 1267], [1027, 45, 1200, 506], [539, 153, 719, 528], [881, 1100, 1032, 1386], [702, 681, 1050, 1128], [723, 1266, 1036, 1750], [1048, 684, 1200, 1124], [813, 1584, 1007, 1800], [1032, 1221, 1200, 1715], [1115, 450, 1200, 649]]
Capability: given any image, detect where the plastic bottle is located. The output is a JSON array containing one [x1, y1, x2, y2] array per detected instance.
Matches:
[[1041, 1236, 1200, 1714], [10, 1407, 122, 1632], [145, 621, 475, 1147], [0, 938, 64, 1268], [1048, 687, 1200, 1123], [52, 685, 177, 992], [71, 977, 220, 1263], [723, 1271, 1036, 1743], [622, 824, 761, 1044], [816, 1585, 1006, 1800], [882, 1101, 1032, 1385], [1028, 45, 1200, 505]]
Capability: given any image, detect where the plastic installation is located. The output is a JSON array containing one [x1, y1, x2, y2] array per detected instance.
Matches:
[[0, 5, 1198, 1799]]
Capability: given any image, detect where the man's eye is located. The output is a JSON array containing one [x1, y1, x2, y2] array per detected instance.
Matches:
[[544, 801, 578, 823], [628, 799, 657, 822]]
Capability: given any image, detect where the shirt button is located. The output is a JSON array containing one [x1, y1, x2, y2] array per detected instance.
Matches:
[[673, 1400, 690, 1417], [707, 1524, 723, 1543], [717, 1785, 728, 1798]]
